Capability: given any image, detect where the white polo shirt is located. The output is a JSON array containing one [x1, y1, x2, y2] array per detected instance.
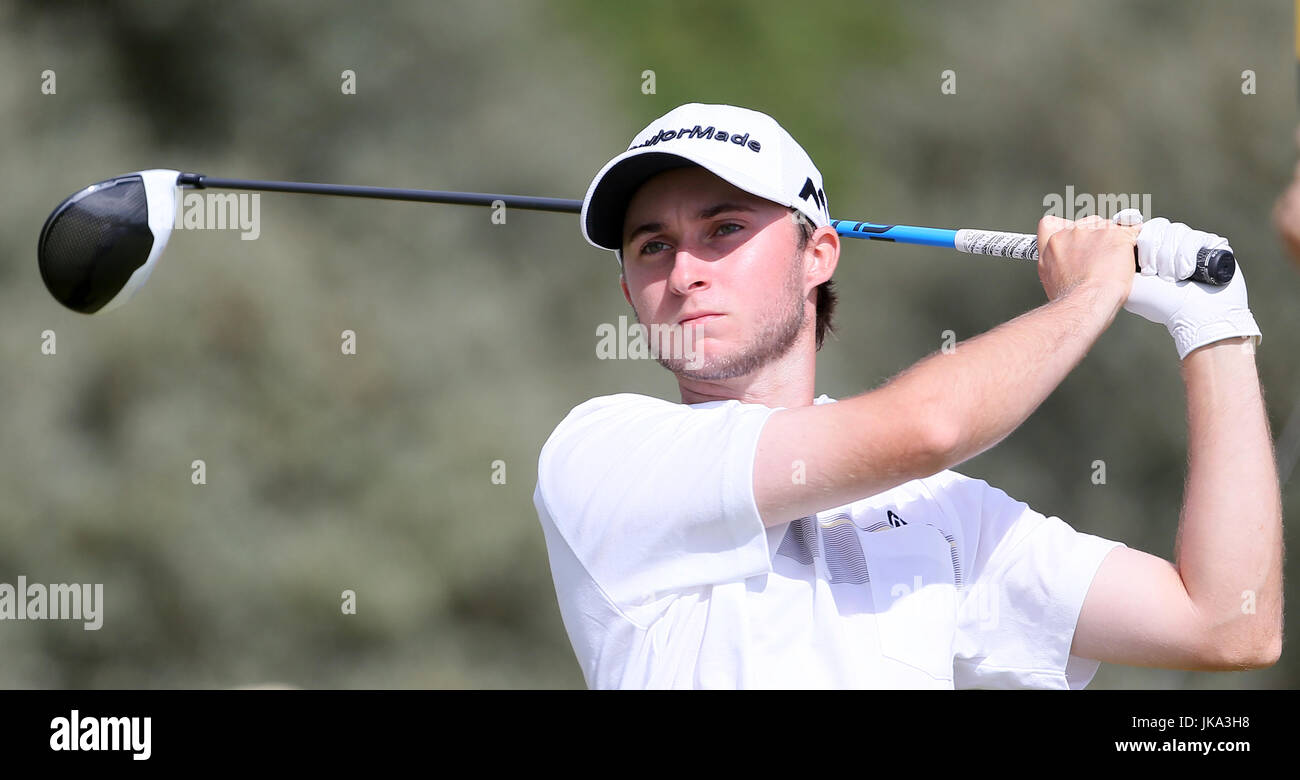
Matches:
[[533, 392, 1126, 689]]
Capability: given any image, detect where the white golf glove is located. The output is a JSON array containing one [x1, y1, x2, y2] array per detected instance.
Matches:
[[1114, 209, 1262, 360]]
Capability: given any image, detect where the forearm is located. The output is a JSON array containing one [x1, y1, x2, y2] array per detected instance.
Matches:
[[879, 283, 1123, 468], [1176, 338, 1283, 665], [754, 283, 1122, 525]]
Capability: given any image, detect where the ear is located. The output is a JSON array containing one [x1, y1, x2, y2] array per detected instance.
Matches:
[[620, 273, 633, 308], [804, 225, 840, 293]]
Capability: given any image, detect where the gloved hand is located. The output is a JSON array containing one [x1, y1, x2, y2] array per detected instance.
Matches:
[[1114, 209, 1262, 360]]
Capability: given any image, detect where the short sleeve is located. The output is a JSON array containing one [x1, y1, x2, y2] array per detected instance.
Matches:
[[534, 393, 779, 610], [923, 471, 1127, 690]]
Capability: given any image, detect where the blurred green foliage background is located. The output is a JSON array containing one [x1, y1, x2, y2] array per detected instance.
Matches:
[[1, 0, 1295, 688]]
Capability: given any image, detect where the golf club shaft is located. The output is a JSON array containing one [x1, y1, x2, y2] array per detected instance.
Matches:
[[182, 173, 1030, 251], [181, 173, 582, 213], [834, 219, 1041, 259], [178, 173, 1233, 282]]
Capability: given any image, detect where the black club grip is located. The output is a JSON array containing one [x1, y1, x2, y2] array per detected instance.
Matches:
[[1133, 246, 1235, 286]]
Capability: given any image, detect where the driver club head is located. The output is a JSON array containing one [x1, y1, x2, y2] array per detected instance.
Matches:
[[38, 169, 179, 314]]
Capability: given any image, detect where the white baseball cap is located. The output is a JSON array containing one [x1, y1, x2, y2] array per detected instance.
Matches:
[[580, 103, 830, 254]]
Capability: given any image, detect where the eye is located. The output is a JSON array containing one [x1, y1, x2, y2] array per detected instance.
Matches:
[[638, 239, 670, 257], [714, 222, 744, 237]]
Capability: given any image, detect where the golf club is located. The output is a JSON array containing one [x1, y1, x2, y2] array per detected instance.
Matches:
[[37, 169, 1237, 314]]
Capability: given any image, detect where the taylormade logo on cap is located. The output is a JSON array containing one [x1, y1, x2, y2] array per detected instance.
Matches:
[[581, 103, 829, 253], [628, 123, 764, 153]]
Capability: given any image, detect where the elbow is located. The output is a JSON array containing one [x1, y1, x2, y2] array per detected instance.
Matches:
[[915, 418, 967, 478], [1243, 633, 1283, 670], [1210, 631, 1283, 671], [918, 417, 963, 476]]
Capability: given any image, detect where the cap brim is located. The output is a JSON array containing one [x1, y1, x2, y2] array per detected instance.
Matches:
[[582, 152, 701, 250]]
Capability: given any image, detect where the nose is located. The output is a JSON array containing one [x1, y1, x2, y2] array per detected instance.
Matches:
[[666, 245, 711, 296]]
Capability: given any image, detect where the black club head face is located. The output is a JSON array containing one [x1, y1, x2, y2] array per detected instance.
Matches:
[[38, 169, 178, 314]]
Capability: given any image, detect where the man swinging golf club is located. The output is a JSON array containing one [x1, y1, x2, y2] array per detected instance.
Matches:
[[533, 103, 1282, 689]]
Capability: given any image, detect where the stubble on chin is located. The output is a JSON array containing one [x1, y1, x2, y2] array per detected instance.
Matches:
[[651, 253, 807, 381]]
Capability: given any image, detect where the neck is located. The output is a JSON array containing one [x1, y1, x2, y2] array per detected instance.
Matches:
[[676, 328, 818, 408]]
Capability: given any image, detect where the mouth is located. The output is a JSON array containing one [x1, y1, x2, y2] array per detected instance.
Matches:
[[677, 312, 724, 326]]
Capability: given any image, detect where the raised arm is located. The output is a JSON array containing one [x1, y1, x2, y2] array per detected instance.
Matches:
[[1071, 338, 1283, 670], [1066, 214, 1281, 671], [754, 216, 1137, 527]]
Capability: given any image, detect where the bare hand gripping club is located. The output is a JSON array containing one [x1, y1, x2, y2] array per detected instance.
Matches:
[[38, 170, 1236, 315]]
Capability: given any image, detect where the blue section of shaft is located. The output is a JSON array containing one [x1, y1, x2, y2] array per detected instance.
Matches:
[[830, 219, 958, 249]]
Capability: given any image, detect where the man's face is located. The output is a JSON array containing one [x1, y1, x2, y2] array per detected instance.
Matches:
[[619, 166, 810, 381]]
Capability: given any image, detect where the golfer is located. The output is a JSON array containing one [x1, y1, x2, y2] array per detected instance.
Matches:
[[533, 103, 1282, 688]]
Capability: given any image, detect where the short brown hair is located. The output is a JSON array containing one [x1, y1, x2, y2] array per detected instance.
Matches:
[[791, 210, 836, 350]]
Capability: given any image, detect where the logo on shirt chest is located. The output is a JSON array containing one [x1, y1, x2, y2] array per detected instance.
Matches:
[[857, 508, 905, 534]]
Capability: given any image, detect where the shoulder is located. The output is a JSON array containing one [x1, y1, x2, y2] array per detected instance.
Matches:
[[542, 393, 752, 447], [916, 468, 995, 505], [537, 392, 778, 484], [854, 469, 994, 520], [557, 392, 681, 421], [540, 393, 669, 448], [918, 468, 990, 492], [544, 392, 777, 442], [916, 470, 1072, 541], [867, 469, 1016, 552]]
